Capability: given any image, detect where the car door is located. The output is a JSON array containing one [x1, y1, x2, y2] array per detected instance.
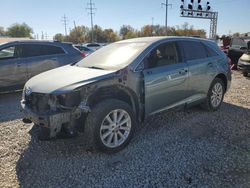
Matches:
[[21, 44, 64, 79], [178, 40, 214, 99], [142, 41, 189, 115], [0, 44, 27, 91]]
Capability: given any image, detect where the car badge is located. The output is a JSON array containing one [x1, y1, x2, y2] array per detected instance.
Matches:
[[25, 87, 32, 96]]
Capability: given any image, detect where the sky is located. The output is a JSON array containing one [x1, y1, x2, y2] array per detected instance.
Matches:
[[0, 0, 249, 39]]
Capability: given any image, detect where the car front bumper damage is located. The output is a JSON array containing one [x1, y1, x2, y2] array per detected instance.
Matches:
[[21, 100, 89, 138], [238, 60, 250, 73]]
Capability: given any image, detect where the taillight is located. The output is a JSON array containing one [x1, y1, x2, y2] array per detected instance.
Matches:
[[80, 52, 87, 58]]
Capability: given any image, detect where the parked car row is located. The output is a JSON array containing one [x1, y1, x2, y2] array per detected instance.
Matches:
[[219, 37, 249, 65], [0, 41, 84, 92], [74, 45, 94, 57], [238, 47, 250, 77]]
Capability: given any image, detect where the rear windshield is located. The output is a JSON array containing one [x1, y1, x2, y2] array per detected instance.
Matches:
[[75, 42, 148, 70], [87, 44, 100, 47], [231, 38, 247, 49]]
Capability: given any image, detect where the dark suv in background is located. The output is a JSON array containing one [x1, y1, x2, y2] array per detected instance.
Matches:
[[0, 41, 83, 92]]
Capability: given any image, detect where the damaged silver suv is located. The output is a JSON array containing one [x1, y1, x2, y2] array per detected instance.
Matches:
[[21, 37, 231, 153]]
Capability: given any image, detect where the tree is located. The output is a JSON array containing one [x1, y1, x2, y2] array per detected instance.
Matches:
[[233, 32, 240, 37], [6, 23, 33, 38], [103, 29, 119, 43], [67, 26, 89, 44], [119, 25, 135, 39], [0, 27, 5, 36], [92, 25, 106, 43], [141, 25, 153, 37], [174, 22, 206, 38], [53, 33, 65, 42]]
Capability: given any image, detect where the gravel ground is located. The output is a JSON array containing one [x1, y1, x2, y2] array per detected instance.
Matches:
[[0, 71, 250, 188]]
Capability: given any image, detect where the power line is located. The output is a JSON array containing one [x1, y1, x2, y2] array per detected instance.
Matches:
[[61, 14, 69, 36], [86, 0, 96, 42], [161, 0, 172, 34]]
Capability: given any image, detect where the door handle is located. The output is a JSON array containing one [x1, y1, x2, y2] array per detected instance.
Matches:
[[147, 71, 153, 75], [16, 63, 22, 67], [208, 62, 213, 67]]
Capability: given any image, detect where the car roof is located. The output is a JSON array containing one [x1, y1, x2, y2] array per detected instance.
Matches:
[[116, 36, 214, 45], [0, 40, 72, 46]]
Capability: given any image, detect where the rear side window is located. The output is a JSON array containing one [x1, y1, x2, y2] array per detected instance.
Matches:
[[87, 44, 100, 47], [179, 41, 207, 61], [0, 46, 15, 59], [0, 45, 22, 60], [76, 46, 91, 52], [21, 44, 65, 58], [204, 44, 218, 57]]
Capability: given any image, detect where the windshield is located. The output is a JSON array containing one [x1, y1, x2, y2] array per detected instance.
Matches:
[[75, 42, 148, 70]]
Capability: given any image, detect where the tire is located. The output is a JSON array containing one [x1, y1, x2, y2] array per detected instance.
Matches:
[[243, 72, 248, 77], [84, 99, 137, 153], [201, 78, 225, 111], [38, 126, 51, 141]]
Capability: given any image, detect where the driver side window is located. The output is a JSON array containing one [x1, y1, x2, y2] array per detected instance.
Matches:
[[144, 42, 179, 69]]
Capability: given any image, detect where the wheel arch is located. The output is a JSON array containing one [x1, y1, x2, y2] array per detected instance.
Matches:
[[86, 85, 140, 121], [214, 73, 228, 91]]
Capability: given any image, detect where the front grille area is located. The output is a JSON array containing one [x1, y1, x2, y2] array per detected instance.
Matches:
[[25, 93, 51, 114]]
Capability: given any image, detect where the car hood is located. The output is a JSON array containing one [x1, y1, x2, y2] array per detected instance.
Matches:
[[240, 52, 250, 62], [24, 65, 116, 94]]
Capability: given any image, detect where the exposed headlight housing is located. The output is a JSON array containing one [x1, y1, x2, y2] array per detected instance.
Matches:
[[56, 91, 81, 108]]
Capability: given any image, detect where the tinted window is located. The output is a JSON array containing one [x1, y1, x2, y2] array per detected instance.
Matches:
[[87, 44, 100, 47], [180, 41, 207, 60], [22, 44, 65, 58], [145, 42, 180, 69], [76, 46, 91, 52], [204, 44, 218, 57], [0, 46, 15, 59]]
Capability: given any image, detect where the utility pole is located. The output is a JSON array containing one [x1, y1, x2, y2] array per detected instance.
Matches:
[[41, 31, 44, 40], [151, 17, 154, 36], [161, 0, 172, 35], [61, 14, 69, 36], [86, 0, 96, 42], [74, 21, 77, 30]]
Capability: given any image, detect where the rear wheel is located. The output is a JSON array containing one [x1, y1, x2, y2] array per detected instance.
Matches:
[[84, 99, 136, 153], [38, 126, 50, 141], [201, 78, 225, 111]]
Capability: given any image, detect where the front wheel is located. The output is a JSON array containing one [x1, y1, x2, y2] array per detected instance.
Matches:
[[84, 99, 137, 153], [201, 78, 225, 111]]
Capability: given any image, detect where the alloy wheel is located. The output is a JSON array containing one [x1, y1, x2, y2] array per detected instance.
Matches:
[[100, 109, 131, 148], [211, 83, 223, 108]]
